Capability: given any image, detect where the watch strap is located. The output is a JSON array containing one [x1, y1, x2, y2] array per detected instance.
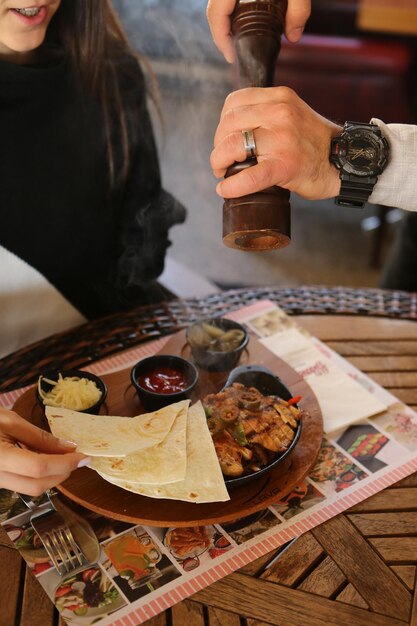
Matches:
[[336, 174, 378, 208], [345, 121, 380, 134]]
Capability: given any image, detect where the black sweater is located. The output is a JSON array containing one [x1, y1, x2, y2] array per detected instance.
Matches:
[[0, 52, 186, 320]]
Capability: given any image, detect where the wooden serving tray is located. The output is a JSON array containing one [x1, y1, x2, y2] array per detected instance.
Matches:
[[14, 330, 323, 527]]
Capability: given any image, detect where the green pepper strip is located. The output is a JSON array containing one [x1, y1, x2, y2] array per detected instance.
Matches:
[[204, 405, 213, 418], [233, 423, 248, 446]]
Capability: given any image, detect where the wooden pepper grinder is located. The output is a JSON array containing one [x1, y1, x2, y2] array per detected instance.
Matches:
[[223, 0, 291, 251]]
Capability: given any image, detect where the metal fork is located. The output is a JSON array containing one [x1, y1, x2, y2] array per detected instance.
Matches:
[[19, 492, 88, 576]]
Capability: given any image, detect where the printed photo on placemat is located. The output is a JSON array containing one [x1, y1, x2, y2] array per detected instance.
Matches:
[[309, 438, 369, 495], [373, 403, 417, 451], [40, 563, 127, 625], [3, 513, 53, 576], [102, 527, 181, 602], [245, 308, 294, 337], [336, 422, 406, 473], [221, 509, 282, 545], [148, 526, 234, 572], [0, 489, 48, 523], [270, 480, 326, 520]]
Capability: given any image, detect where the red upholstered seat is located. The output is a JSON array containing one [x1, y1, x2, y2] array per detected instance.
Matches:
[[276, 34, 412, 123]]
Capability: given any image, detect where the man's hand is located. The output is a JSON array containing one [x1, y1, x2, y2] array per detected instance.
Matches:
[[206, 0, 311, 63], [211, 86, 342, 200], [0, 408, 89, 496]]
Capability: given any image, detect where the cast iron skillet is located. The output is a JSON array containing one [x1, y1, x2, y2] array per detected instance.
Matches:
[[219, 364, 302, 489]]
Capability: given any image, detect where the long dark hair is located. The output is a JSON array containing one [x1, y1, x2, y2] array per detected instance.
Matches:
[[49, 0, 147, 186]]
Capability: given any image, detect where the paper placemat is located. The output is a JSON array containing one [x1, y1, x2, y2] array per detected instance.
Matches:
[[2, 300, 417, 626]]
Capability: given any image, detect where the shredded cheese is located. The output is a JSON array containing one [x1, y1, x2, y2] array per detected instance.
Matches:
[[38, 373, 102, 411]]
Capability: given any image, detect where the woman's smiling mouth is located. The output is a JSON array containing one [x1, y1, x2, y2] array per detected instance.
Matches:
[[14, 7, 41, 16], [10, 5, 48, 25]]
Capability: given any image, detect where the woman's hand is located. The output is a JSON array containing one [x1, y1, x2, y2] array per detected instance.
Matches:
[[211, 86, 342, 200], [206, 0, 311, 63], [0, 408, 89, 496]]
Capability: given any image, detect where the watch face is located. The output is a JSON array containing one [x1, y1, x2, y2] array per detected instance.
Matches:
[[332, 128, 389, 177]]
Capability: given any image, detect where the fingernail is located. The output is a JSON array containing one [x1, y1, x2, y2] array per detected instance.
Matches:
[[216, 183, 224, 196], [59, 439, 77, 448], [287, 27, 304, 42], [77, 457, 92, 468]]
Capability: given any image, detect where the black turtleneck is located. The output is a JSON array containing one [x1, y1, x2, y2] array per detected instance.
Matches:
[[0, 52, 186, 319]]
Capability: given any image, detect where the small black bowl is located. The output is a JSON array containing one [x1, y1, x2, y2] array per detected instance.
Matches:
[[36, 369, 107, 415], [131, 355, 199, 412], [217, 364, 302, 489], [186, 318, 249, 372]]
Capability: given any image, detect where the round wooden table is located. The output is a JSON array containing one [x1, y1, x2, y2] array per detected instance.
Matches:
[[1, 287, 416, 626]]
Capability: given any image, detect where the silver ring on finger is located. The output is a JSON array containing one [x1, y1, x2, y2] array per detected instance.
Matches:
[[242, 129, 257, 159]]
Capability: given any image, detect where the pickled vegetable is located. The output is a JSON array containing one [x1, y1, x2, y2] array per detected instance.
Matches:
[[187, 322, 245, 352]]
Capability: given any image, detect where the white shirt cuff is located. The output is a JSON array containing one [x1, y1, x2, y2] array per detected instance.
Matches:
[[368, 118, 417, 211]]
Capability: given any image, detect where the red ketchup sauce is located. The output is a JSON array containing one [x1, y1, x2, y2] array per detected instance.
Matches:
[[138, 366, 189, 394]]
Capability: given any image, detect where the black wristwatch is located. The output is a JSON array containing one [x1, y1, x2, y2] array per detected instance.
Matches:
[[330, 121, 390, 208]]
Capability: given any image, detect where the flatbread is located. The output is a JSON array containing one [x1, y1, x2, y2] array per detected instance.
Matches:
[[97, 401, 230, 503], [45, 400, 189, 457], [91, 403, 188, 484]]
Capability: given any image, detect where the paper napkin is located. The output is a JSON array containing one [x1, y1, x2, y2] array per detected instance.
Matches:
[[260, 328, 387, 433]]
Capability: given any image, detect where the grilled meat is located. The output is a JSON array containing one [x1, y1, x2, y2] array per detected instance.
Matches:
[[214, 431, 253, 476], [204, 383, 302, 478]]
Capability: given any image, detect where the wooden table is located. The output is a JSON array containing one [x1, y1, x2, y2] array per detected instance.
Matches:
[[1, 287, 417, 626]]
